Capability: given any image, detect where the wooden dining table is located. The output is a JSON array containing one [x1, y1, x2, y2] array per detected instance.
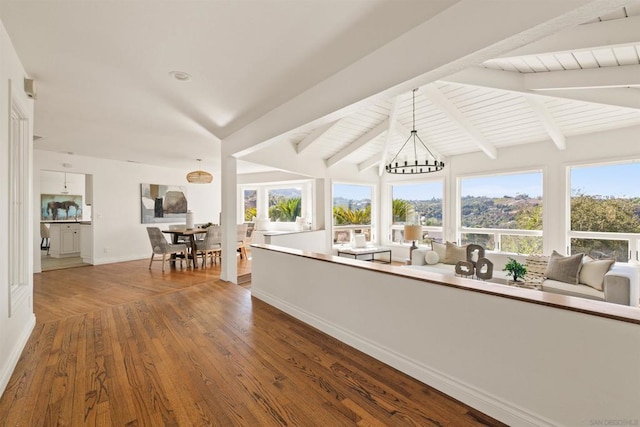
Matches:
[[162, 228, 206, 268]]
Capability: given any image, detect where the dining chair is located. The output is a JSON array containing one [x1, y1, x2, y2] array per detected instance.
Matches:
[[40, 223, 50, 255], [195, 226, 221, 267], [237, 223, 249, 260], [146, 227, 188, 271], [168, 224, 189, 244]]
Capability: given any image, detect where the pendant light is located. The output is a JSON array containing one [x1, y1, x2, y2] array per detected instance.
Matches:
[[186, 159, 213, 184], [61, 172, 69, 194], [386, 89, 444, 174]]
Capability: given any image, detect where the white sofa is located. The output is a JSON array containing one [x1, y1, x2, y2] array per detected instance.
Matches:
[[407, 248, 639, 307]]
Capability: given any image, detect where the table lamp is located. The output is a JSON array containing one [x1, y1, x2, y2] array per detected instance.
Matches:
[[404, 225, 422, 262]]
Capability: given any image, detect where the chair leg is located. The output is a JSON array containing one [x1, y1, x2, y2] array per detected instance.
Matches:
[[162, 254, 166, 272], [149, 253, 154, 270]]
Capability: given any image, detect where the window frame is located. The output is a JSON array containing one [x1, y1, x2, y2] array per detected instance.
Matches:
[[239, 180, 312, 227], [457, 169, 544, 255], [332, 181, 376, 247], [566, 159, 640, 264], [388, 179, 444, 247]]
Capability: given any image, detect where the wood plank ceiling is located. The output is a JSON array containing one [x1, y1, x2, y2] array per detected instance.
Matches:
[[269, 6, 640, 175]]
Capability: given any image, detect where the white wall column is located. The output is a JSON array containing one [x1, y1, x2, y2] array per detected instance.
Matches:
[[220, 153, 238, 283]]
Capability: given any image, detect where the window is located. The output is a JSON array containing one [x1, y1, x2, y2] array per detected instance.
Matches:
[[239, 180, 312, 230], [268, 187, 302, 222], [459, 171, 543, 254], [243, 189, 257, 221], [569, 162, 640, 263], [333, 183, 373, 245], [390, 181, 443, 244]]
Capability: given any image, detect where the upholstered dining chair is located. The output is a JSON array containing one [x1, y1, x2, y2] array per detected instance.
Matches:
[[40, 223, 50, 255], [146, 227, 188, 271], [195, 226, 222, 267], [237, 223, 249, 260]]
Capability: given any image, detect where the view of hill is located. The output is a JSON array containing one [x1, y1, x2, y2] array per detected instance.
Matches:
[[461, 195, 542, 229]]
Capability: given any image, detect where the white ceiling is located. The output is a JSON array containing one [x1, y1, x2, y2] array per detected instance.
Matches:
[[2, 1, 639, 175], [251, 4, 640, 175]]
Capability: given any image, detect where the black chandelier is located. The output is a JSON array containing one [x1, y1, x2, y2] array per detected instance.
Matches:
[[385, 88, 444, 174]]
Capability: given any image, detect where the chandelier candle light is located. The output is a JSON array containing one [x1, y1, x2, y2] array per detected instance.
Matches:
[[386, 88, 444, 174]]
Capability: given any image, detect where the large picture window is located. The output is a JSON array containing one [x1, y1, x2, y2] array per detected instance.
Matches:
[[390, 181, 443, 244], [570, 162, 640, 262], [333, 183, 373, 245], [268, 187, 301, 222], [243, 189, 257, 221], [459, 171, 543, 254]]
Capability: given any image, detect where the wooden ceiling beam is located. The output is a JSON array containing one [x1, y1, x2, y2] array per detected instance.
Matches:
[[326, 118, 389, 168], [419, 84, 497, 159], [526, 96, 566, 150], [377, 96, 402, 176], [296, 120, 340, 154], [525, 64, 640, 90]]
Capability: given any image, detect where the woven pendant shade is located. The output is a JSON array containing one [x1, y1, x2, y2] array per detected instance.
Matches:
[[186, 170, 213, 183]]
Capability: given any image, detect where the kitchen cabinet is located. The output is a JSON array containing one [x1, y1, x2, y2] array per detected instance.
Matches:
[[49, 223, 80, 258]]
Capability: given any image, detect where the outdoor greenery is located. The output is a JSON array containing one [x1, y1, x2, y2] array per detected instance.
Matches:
[[570, 194, 640, 261], [244, 207, 257, 222], [333, 188, 640, 258], [392, 198, 442, 226], [333, 205, 371, 225], [269, 197, 301, 222]]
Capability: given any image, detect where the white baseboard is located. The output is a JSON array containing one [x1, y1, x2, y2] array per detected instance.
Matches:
[[91, 253, 148, 265], [251, 288, 555, 427], [0, 314, 36, 398]]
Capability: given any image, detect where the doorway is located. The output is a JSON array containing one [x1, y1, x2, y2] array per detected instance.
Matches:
[[39, 170, 92, 271]]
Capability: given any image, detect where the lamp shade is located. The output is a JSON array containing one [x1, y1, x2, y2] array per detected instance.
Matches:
[[186, 170, 213, 183], [404, 225, 422, 241]]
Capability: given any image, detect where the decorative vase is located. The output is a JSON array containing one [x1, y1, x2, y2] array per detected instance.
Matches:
[[186, 210, 194, 229]]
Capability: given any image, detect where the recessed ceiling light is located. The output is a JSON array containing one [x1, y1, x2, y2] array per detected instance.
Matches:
[[169, 71, 192, 82]]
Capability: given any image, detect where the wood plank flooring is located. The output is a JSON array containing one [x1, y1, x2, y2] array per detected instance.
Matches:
[[0, 258, 505, 426]]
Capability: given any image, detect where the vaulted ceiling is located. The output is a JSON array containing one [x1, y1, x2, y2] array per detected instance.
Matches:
[[1, 1, 639, 175], [242, 4, 640, 176]]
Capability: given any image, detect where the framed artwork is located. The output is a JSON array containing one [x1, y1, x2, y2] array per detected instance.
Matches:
[[41, 194, 83, 221], [141, 183, 187, 224]]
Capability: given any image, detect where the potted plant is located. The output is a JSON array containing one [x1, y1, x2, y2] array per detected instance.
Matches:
[[503, 257, 527, 282]]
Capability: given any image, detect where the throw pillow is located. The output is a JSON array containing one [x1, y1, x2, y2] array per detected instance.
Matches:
[[424, 250, 439, 265], [579, 257, 615, 291], [443, 242, 468, 265], [544, 250, 584, 285], [431, 241, 446, 261]]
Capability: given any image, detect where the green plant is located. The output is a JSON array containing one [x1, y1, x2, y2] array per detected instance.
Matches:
[[333, 205, 371, 225], [269, 197, 301, 222], [503, 257, 527, 282]]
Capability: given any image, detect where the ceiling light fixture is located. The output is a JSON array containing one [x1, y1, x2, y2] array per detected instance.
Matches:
[[61, 172, 69, 194], [169, 70, 192, 82], [386, 88, 444, 174], [186, 159, 213, 184]]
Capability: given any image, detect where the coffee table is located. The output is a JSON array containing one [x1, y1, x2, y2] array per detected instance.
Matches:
[[337, 246, 392, 264]]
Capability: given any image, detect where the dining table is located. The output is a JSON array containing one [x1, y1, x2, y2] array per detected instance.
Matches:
[[162, 228, 206, 268]]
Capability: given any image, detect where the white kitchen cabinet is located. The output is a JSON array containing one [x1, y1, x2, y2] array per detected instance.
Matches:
[[49, 223, 80, 258]]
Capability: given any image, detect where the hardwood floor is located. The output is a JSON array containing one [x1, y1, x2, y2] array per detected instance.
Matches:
[[0, 258, 504, 426]]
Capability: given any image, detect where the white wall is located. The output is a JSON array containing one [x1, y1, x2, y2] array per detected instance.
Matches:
[[252, 246, 640, 427], [0, 20, 36, 398], [264, 230, 327, 253], [34, 151, 221, 271]]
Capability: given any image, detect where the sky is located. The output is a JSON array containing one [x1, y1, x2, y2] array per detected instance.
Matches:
[[333, 162, 640, 201], [462, 173, 542, 198], [571, 162, 640, 198]]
